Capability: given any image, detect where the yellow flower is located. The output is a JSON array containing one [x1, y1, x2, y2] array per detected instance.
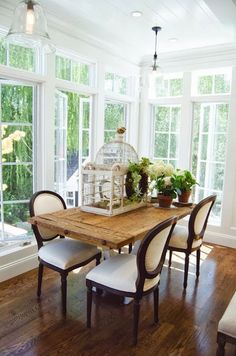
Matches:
[[9, 130, 26, 141], [2, 137, 13, 154]]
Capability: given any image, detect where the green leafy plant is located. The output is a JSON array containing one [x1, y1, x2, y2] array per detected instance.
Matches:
[[155, 176, 177, 199], [173, 169, 198, 194], [126, 157, 151, 201]]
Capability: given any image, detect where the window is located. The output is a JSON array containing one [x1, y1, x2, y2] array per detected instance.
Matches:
[[54, 90, 92, 207], [192, 102, 229, 221], [55, 55, 93, 86], [105, 72, 129, 95], [152, 105, 181, 167], [149, 73, 183, 99], [104, 101, 128, 143], [192, 68, 231, 95], [0, 38, 37, 72], [0, 80, 35, 242]]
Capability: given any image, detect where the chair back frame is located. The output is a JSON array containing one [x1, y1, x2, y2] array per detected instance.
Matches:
[[187, 194, 216, 251], [29, 190, 66, 249], [135, 216, 177, 299]]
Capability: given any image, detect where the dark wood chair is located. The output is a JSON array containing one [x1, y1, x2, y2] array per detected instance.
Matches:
[[168, 194, 216, 288], [86, 216, 177, 345], [29, 190, 101, 314]]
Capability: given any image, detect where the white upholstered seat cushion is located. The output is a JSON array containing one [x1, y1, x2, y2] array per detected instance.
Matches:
[[168, 225, 202, 249], [218, 292, 236, 338], [38, 238, 99, 269], [86, 254, 160, 293]]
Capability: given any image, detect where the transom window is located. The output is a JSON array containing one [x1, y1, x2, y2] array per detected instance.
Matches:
[[192, 68, 231, 95], [105, 72, 129, 95], [149, 72, 183, 99], [0, 38, 37, 72], [55, 54, 94, 86]]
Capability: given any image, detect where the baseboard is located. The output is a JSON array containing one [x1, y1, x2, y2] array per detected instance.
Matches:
[[204, 231, 236, 249], [0, 244, 38, 283]]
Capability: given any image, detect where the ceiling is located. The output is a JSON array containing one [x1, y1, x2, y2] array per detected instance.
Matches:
[[2, 0, 236, 64]]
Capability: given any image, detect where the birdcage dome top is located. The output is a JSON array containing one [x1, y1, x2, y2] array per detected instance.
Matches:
[[95, 129, 138, 168]]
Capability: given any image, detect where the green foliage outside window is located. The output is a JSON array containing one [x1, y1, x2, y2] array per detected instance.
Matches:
[[0, 39, 35, 72], [1, 84, 33, 229], [56, 55, 90, 85], [105, 72, 128, 95], [104, 102, 126, 143]]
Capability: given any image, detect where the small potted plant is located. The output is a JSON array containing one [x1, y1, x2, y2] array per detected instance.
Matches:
[[125, 157, 151, 201], [173, 169, 198, 203], [155, 176, 177, 208], [148, 161, 176, 208]]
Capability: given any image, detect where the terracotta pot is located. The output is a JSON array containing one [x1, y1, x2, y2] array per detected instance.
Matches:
[[178, 190, 191, 203], [158, 194, 173, 208]]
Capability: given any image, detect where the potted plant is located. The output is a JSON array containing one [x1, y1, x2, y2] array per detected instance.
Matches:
[[148, 161, 176, 208], [155, 176, 177, 208], [173, 169, 198, 203], [125, 157, 151, 201]]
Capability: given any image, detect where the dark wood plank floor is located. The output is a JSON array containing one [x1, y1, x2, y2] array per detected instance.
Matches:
[[0, 243, 236, 356]]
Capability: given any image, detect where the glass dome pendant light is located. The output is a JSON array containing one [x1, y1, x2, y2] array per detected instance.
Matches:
[[151, 26, 162, 75], [6, 0, 54, 53]]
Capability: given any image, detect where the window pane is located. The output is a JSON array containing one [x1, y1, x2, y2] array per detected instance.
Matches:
[[82, 130, 89, 157], [200, 134, 208, 160], [169, 78, 183, 96], [55, 56, 71, 81], [171, 107, 181, 132], [1, 84, 33, 123], [155, 107, 169, 131], [213, 134, 226, 162], [214, 74, 230, 94], [105, 72, 129, 95], [3, 164, 33, 201], [154, 133, 168, 158], [169, 134, 177, 158], [0, 39, 7, 65], [9, 44, 35, 72], [104, 102, 125, 130], [198, 75, 213, 95], [216, 104, 228, 132], [105, 73, 114, 91], [82, 101, 90, 128], [80, 64, 90, 85], [3, 202, 31, 236], [1, 125, 32, 162]]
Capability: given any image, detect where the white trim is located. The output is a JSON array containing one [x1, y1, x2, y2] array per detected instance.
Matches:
[[0, 243, 38, 282], [204, 231, 236, 249]]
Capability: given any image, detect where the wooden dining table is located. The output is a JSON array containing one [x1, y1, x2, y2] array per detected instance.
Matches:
[[29, 204, 193, 250]]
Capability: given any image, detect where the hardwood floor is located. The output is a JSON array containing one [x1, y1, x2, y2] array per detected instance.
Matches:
[[0, 243, 236, 356]]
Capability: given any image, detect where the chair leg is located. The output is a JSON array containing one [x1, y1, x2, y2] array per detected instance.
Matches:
[[183, 254, 190, 289], [196, 249, 200, 279], [133, 298, 141, 346], [217, 333, 226, 356], [153, 286, 159, 324], [37, 263, 44, 297], [168, 250, 172, 267], [87, 285, 93, 328], [61, 272, 68, 314], [96, 254, 101, 266], [128, 243, 133, 254]]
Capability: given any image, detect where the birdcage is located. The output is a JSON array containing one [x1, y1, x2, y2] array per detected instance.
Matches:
[[81, 129, 147, 216]]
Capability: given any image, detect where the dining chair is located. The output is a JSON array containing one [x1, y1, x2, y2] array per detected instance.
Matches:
[[168, 194, 216, 289], [86, 216, 177, 345], [29, 190, 102, 314]]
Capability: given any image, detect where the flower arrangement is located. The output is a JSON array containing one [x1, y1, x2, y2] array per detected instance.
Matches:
[[148, 161, 198, 206]]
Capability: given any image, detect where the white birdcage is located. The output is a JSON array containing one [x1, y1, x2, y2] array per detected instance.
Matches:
[[81, 130, 147, 216]]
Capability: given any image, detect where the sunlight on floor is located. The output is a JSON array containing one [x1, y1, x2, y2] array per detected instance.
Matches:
[[164, 244, 213, 275]]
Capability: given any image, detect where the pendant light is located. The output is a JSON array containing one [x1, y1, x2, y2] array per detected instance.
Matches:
[[152, 26, 162, 75], [6, 0, 54, 53]]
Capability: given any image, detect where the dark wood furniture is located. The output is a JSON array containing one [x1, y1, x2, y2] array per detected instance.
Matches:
[[29, 190, 101, 314], [86, 217, 177, 345], [168, 195, 216, 288]]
